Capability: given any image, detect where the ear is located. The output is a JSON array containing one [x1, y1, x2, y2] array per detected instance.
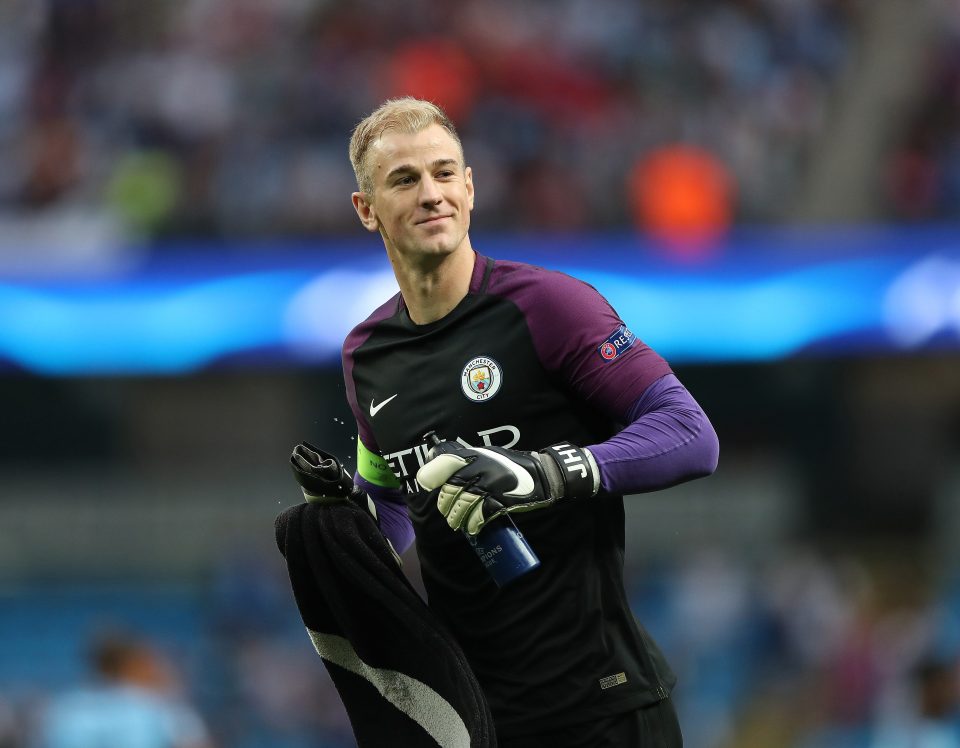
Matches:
[[352, 192, 379, 232], [464, 166, 474, 211]]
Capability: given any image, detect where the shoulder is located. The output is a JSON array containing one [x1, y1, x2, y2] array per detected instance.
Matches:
[[483, 256, 672, 418], [343, 292, 402, 359], [485, 258, 612, 320], [486, 257, 598, 297], [342, 292, 402, 454]]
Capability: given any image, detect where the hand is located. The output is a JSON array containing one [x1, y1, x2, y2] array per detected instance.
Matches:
[[289, 442, 402, 566], [416, 442, 599, 536], [290, 442, 367, 506]]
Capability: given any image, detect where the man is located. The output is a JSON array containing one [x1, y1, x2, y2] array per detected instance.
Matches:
[[37, 631, 212, 748], [339, 97, 718, 746]]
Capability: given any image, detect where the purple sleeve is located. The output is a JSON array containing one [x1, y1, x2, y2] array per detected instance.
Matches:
[[586, 373, 719, 495], [355, 475, 416, 554]]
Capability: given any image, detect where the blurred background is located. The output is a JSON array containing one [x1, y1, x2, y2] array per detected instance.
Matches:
[[1, 0, 960, 746]]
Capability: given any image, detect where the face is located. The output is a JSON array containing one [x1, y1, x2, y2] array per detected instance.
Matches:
[[352, 124, 474, 263]]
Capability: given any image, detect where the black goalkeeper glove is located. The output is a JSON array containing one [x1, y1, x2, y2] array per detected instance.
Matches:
[[416, 442, 600, 536], [290, 442, 368, 506], [289, 442, 401, 565]]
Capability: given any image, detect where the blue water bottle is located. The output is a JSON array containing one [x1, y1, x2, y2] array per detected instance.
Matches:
[[424, 432, 540, 587]]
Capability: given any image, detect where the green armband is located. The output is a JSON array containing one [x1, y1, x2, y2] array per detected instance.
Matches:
[[356, 437, 402, 488]]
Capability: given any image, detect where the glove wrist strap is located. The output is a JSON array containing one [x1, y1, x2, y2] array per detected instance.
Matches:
[[539, 443, 600, 500]]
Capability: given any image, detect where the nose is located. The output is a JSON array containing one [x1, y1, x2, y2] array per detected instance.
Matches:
[[418, 175, 442, 207]]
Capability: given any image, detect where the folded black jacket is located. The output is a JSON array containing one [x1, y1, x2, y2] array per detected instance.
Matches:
[[275, 500, 496, 747]]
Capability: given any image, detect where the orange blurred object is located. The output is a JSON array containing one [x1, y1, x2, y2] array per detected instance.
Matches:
[[383, 40, 479, 123], [629, 145, 735, 256]]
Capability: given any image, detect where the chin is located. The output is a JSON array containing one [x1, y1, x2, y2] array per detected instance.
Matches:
[[418, 238, 460, 256], [395, 231, 467, 259]]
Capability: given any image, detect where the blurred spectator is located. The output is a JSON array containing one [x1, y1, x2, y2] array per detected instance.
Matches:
[[886, 13, 960, 221], [628, 144, 734, 256], [231, 637, 354, 748], [35, 630, 212, 748], [870, 657, 960, 748]]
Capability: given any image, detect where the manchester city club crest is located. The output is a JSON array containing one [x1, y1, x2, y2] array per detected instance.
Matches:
[[460, 355, 503, 402]]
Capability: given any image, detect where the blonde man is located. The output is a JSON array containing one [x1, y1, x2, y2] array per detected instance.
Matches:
[[332, 97, 717, 746]]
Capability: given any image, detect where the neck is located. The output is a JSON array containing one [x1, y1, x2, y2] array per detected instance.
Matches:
[[388, 242, 475, 325]]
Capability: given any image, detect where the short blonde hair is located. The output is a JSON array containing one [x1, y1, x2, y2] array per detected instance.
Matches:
[[349, 97, 463, 196]]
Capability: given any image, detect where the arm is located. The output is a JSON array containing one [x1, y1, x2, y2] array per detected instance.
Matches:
[[417, 265, 718, 535], [587, 373, 719, 495], [417, 374, 717, 536], [355, 474, 416, 554], [350, 414, 415, 554], [501, 268, 717, 492], [342, 318, 416, 554]]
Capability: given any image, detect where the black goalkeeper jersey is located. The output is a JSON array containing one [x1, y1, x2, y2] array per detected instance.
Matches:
[[342, 252, 676, 737]]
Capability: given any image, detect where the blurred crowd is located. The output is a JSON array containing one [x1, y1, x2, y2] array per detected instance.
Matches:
[[1, 544, 958, 748], [0, 0, 858, 242]]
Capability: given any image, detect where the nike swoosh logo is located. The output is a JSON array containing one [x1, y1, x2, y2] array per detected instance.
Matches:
[[369, 394, 399, 417], [474, 447, 535, 497]]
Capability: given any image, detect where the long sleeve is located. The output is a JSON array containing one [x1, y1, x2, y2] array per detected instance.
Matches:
[[355, 475, 416, 554], [586, 373, 719, 495]]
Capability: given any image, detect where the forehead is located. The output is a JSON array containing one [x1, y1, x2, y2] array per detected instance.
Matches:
[[369, 124, 462, 177]]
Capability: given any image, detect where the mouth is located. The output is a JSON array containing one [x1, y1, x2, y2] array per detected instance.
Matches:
[[416, 215, 452, 225]]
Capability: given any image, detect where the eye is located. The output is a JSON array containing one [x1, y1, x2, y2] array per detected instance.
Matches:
[[436, 170, 454, 178], [395, 175, 416, 186]]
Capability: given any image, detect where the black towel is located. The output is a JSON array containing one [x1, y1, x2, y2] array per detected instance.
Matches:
[[275, 500, 496, 747]]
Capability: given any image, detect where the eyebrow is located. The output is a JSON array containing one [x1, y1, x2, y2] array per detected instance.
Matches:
[[385, 158, 460, 182]]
